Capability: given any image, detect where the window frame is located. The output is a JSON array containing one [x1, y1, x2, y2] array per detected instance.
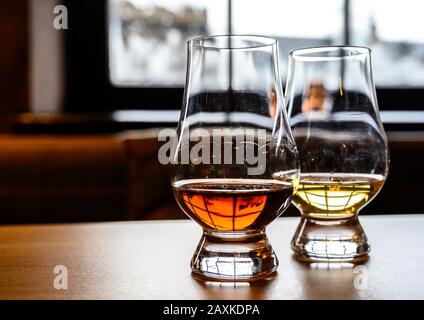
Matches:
[[63, 0, 424, 112], [64, 0, 184, 112]]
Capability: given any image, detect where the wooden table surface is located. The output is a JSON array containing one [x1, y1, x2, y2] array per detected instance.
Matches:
[[0, 214, 423, 300]]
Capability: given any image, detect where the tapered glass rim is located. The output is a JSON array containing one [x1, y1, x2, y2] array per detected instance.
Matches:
[[189, 34, 277, 50], [290, 46, 371, 61]]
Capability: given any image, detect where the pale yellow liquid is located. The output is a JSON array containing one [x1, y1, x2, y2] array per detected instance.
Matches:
[[292, 173, 385, 219]]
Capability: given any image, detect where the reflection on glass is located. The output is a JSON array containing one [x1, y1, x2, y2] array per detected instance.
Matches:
[[301, 82, 332, 113]]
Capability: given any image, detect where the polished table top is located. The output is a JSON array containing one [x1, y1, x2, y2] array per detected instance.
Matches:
[[0, 214, 423, 300]]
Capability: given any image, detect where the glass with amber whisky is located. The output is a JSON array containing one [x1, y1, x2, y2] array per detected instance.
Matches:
[[286, 46, 389, 262], [170, 35, 299, 280]]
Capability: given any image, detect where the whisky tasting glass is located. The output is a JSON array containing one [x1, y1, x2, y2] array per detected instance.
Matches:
[[171, 35, 299, 280], [286, 46, 389, 262]]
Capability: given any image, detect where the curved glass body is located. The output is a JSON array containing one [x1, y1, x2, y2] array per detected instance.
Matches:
[[171, 35, 299, 280], [286, 46, 390, 262]]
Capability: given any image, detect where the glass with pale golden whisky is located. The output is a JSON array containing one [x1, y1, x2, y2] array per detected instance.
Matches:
[[286, 46, 389, 262], [170, 36, 299, 280], [293, 173, 384, 220]]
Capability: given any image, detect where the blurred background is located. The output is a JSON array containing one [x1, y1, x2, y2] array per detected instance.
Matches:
[[0, 0, 423, 223]]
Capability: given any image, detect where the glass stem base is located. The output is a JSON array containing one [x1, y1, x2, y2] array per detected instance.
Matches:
[[291, 216, 370, 262], [191, 229, 278, 281]]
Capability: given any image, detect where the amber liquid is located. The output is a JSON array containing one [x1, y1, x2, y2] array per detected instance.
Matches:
[[173, 179, 294, 231], [292, 173, 385, 220]]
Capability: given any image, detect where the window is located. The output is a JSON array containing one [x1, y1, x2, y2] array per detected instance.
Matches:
[[232, 0, 344, 83], [350, 0, 424, 87], [108, 0, 228, 86], [64, 0, 424, 112]]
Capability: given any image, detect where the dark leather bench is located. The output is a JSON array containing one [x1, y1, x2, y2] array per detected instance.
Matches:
[[0, 130, 422, 224]]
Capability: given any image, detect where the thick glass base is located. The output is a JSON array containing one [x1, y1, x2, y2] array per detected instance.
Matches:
[[291, 216, 370, 262], [191, 229, 278, 281]]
